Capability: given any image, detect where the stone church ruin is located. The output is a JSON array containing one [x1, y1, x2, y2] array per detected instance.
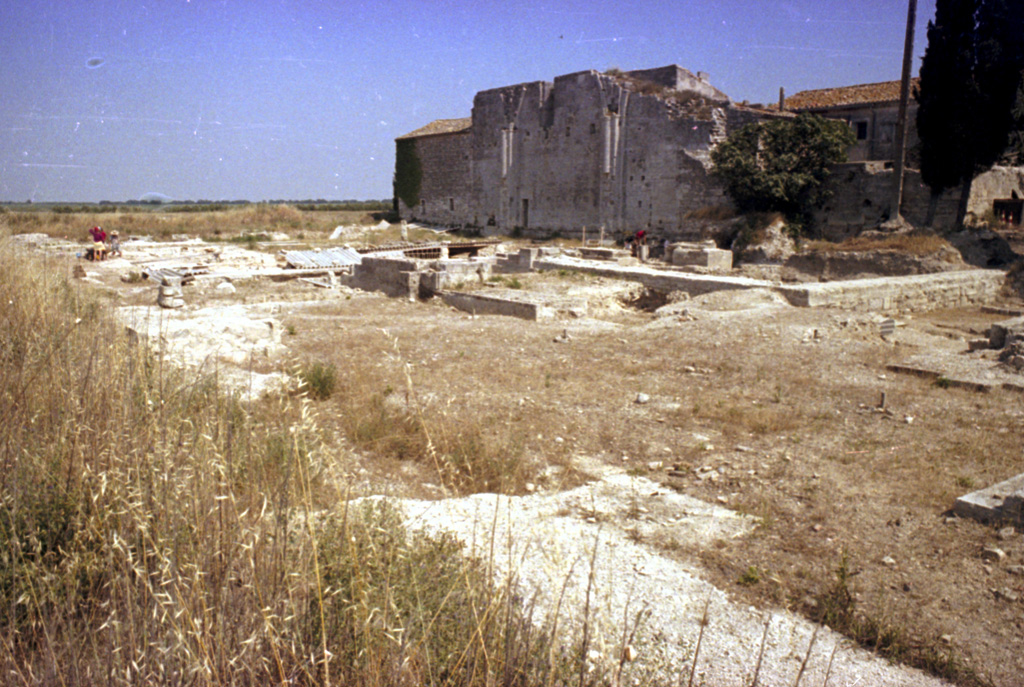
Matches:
[[395, 65, 783, 239], [397, 65, 1024, 240]]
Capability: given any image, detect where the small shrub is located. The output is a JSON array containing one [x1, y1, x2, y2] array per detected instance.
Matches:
[[299, 361, 337, 400], [737, 566, 761, 586], [955, 475, 976, 489]]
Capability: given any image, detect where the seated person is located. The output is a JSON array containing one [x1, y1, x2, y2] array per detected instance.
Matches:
[[87, 225, 107, 261]]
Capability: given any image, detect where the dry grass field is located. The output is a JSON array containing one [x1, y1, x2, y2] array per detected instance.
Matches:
[[3, 206, 1023, 686], [276, 275, 1024, 687]]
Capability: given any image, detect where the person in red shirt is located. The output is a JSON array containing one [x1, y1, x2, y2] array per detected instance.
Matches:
[[87, 226, 107, 261]]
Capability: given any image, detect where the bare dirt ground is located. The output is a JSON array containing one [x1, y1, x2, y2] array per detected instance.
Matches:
[[63, 237, 1024, 686]]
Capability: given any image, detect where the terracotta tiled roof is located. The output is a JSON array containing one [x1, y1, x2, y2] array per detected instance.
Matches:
[[396, 118, 472, 140], [785, 78, 920, 110]]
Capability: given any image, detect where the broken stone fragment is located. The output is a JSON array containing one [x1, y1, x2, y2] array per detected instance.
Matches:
[[157, 282, 185, 309], [993, 588, 1020, 602], [981, 547, 1007, 563]]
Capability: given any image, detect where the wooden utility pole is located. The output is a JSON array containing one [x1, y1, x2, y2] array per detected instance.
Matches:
[[888, 0, 918, 226]]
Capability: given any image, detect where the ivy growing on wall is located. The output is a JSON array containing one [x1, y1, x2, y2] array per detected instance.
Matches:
[[393, 139, 422, 210]]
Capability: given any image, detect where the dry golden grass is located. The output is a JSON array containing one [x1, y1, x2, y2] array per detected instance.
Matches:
[[2, 205, 384, 243], [6, 205, 1022, 686], [804, 232, 955, 256], [0, 223, 588, 686]]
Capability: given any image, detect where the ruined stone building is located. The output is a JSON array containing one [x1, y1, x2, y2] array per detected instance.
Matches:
[[784, 79, 920, 163], [395, 65, 781, 237], [396, 66, 1024, 238], [785, 78, 1024, 234]]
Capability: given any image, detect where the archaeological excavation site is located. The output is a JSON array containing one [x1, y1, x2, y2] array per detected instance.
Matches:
[[5, 62, 1024, 687]]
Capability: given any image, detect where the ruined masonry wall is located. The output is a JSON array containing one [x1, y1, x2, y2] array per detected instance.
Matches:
[[405, 68, 760, 238], [399, 132, 472, 223], [535, 258, 1003, 314], [777, 270, 1005, 313], [815, 164, 960, 239], [439, 291, 552, 320], [816, 164, 1024, 240], [348, 257, 423, 301]]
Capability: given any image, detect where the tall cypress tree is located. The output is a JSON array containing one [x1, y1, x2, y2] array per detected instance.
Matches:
[[975, 0, 1024, 168], [916, 0, 981, 223], [1009, 78, 1024, 164], [916, 0, 1024, 226]]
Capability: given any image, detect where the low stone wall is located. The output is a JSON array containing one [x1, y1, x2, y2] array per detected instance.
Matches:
[[536, 258, 770, 296], [440, 291, 554, 320], [419, 258, 493, 294], [351, 256, 495, 299], [349, 256, 424, 300], [670, 242, 732, 270], [775, 270, 1004, 313], [495, 248, 540, 273], [539, 257, 1004, 313]]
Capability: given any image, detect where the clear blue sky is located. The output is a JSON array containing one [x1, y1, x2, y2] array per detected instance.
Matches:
[[0, 0, 935, 203]]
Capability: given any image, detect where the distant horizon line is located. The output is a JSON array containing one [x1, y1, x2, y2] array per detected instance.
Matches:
[[1, 198, 394, 206]]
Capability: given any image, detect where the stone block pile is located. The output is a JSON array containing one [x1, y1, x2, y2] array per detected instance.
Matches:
[[670, 241, 733, 271]]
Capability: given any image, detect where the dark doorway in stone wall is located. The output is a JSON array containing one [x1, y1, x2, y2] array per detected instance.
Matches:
[[522, 198, 530, 228], [993, 198, 1023, 226]]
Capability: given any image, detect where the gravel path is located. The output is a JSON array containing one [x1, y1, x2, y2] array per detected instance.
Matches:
[[396, 467, 949, 687]]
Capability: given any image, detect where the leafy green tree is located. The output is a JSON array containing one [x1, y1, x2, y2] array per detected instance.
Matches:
[[710, 113, 855, 228], [916, 0, 1024, 225]]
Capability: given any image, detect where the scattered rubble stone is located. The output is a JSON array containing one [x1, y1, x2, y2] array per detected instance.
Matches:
[[982, 547, 1008, 563], [993, 588, 1020, 603]]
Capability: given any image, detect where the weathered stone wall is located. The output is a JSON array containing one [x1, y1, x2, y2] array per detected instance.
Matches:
[[815, 164, 1024, 239], [622, 65, 728, 102], [401, 66, 1024, 239], [397, 131, 472, 222], [350, 256, 496, 300], [535, 257, 1003, 313], [419, 258, 492, 294], [968, 166, 1024, 219], [776, 270, 1004, 312], [400, 66, 781, 238], [439, 291, 554, 320], [348, 256, 424, 300]]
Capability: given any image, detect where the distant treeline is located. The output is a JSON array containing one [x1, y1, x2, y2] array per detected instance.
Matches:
[[294, 200, 392, 211], [1, 199, 394, 213]]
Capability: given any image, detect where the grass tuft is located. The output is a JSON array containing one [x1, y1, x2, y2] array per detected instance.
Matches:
[[299, 360, 338, 400], [813, 552, 993, 687]]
